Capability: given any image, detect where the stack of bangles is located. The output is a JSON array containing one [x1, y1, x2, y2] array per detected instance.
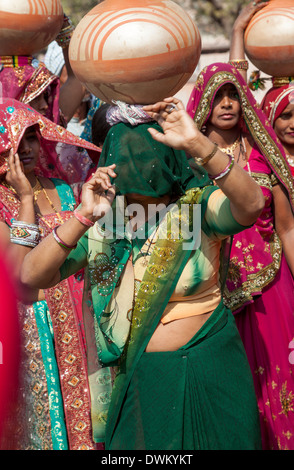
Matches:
[[52, 209, 94, 251], [228, 59, 249, 71], [195, 143, 235, 181], [56, 14, 75, 49], [10, 220, 40, 248], [0, 55, 33, 68]]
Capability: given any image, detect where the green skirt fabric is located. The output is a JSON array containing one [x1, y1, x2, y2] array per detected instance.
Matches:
[[106, 302, 262, 450]]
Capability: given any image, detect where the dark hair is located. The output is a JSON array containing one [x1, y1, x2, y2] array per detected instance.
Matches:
[[91, 103, 111, 147]]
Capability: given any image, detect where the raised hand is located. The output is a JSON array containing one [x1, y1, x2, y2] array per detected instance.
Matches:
[[80, 164, 117, 220], [233, 1, 269, 33], [5, 149, 33, 201], [143, 97, 200, 152]]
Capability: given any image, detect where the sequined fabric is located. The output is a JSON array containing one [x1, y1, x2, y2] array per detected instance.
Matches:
[[0, 89, 100, 197]]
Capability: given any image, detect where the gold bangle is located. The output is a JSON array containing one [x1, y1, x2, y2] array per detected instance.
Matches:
[[194, 143, 218, 166], [228, 59, 249, 71]]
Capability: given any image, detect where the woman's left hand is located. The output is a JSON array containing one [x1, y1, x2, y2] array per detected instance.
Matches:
[[80, 164, 117, 220], [5, 149, 33, 200]]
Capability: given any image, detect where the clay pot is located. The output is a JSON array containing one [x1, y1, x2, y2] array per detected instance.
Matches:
[[0, 0, 64, 55], [245, 0, 294, 76], [69, 0, 201, 104]]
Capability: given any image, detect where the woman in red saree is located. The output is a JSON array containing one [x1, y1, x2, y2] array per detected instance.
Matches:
[[0, 98, 100, 450], [187, 62, 294, 450]]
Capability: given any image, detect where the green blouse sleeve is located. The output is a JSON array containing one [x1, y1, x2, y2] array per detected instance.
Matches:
[[203, 188, 250, 240], [59, 231, 89, 281]]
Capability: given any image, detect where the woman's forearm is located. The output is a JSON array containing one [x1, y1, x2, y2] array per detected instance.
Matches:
[[21, 166, 117, 290], [229, 26, 247, 81], [59, 47, 86, 123], [20, 213, 90, 289]]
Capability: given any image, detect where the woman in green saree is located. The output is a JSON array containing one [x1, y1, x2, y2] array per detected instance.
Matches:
[[21, 97, 264, 450]]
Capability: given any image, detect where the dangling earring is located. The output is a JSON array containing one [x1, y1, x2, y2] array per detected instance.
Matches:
[[201, 125, 207, 134]]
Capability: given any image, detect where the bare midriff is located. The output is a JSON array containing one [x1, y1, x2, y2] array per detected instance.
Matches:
[[145, 310, 213, 352]]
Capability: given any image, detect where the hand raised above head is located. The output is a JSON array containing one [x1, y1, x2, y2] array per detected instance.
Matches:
[[80, 164, 117, 221], [233, 0, 269, 32], [143, 97, 201, 152]]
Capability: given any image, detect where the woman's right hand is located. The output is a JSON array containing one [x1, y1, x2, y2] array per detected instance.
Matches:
[[80, 164, 117, 220], [5, 149, 33, 200]]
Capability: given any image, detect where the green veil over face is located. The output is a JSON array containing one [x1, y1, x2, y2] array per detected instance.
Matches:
[[97, 121, 212, 198]]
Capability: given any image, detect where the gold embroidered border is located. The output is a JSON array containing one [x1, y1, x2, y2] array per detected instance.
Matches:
[[46, 280, 95, 450], [250, 172, 272, 191], [17, 303, 53, 449], [223, 232, 282, 311]]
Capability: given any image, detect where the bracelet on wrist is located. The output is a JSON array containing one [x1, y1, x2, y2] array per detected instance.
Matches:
[[52, 226, 77, 250], [73, 209, 95, 227], [208, 154, 235, 181], [56, 15, 75, 48], [194, 143, 218, 166], [0, 55, 33, 68]]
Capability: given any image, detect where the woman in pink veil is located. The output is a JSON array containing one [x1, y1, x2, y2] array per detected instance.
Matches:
[[187, 62, 294, 450], [0, 60, 99, 198], [0, 98, 101, 450]]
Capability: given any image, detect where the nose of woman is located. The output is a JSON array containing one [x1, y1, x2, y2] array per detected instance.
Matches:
[[221, 94, 233, 108]]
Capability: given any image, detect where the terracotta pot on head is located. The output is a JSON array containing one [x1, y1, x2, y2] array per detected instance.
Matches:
[[0, 0, 64, 56], [245, 0, 294, 77], [69, 0, 201, 104]]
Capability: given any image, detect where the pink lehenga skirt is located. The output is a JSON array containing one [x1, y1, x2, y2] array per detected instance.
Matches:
[[234, 254, 294, 450]]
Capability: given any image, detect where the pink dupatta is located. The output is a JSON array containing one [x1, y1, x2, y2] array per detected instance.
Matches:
[[0, 61, 101, 195]]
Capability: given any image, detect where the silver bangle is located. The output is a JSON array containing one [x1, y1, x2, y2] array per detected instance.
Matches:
[[193, 143, 218, 166], [10, 220, 40, 248]]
